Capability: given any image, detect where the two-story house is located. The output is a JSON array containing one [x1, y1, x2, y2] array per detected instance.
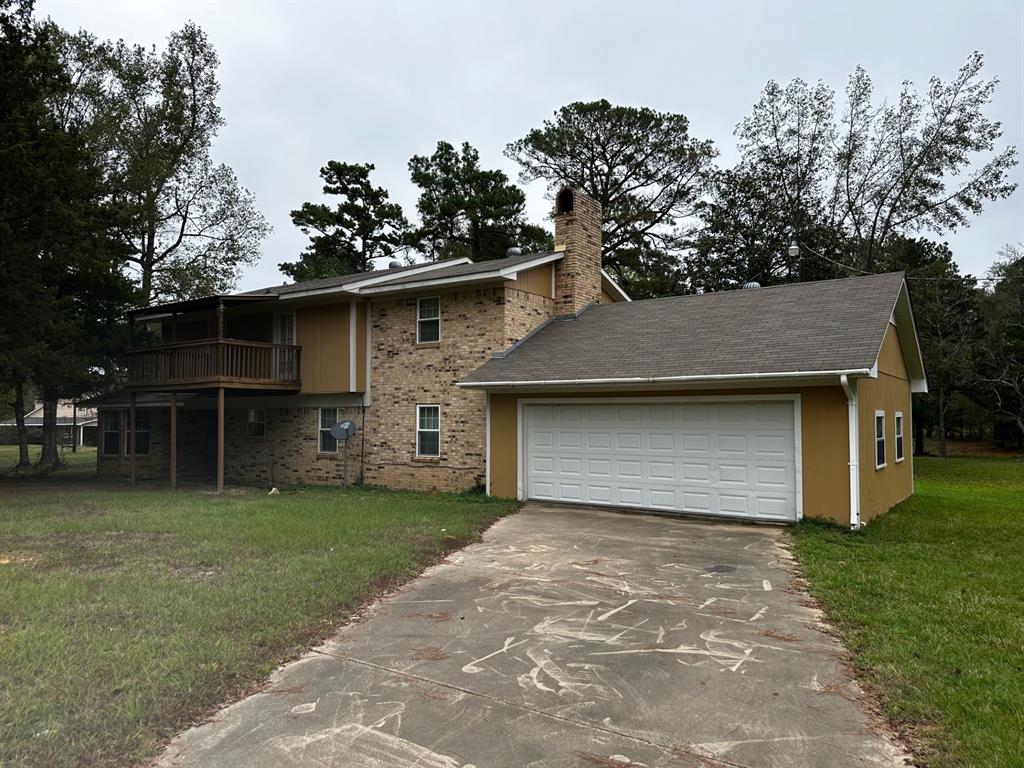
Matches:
[[91, 188, 927, 529]]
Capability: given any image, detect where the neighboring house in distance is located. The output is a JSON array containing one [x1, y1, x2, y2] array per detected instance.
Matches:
[[88, 188, 926, 529], [0, 400, 98, 447]]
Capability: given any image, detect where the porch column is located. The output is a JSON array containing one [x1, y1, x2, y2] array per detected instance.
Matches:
[[169, 392, 177, 491], [72, 399, 78, 453], [129, 391, 136, 485], [216, 387, 224, 494]]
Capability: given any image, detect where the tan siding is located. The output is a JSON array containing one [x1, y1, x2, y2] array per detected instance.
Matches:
[[858, 325, 913, 522], [489, 386, 852, 525], [356, 302, 368, 391], [599, 289, 617, 304], [297, 303, 349, 393], [877, 323, 909, 379], [512, 264, 554, 297]]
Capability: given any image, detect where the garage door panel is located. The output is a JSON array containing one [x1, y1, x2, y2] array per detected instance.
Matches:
[[649, 488, 677, 509], [648, 433, 675, 451], [617, 486, 644, 506], [532, 456, 555, 474], [525, 402, 797, 522]]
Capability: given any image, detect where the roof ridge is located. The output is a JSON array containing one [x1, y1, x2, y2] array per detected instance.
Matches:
[[589, 271, 906, 310]]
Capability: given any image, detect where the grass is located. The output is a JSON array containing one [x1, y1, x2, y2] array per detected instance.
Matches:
[[793, 456, 1024, 768], [0, 479, 517, 768], [0, 444, 98, 473]]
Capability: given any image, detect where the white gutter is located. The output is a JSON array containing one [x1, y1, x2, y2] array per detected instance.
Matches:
[[458, 368, 873, 389], [357, 252, 565, 295], [278, 258, 473, 300], [840, 374, 861, 531]]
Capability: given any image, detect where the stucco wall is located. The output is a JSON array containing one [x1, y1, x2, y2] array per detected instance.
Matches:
[[858, 324, 914, 522], [488, 387, 853, 525]]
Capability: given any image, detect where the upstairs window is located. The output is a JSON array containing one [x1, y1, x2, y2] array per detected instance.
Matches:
[[875, 411, 886, 469], [247, 409, 266, 438], [416, 405, 440, 457], [417, 297, 440, 343], [319, 407, 338, 453], [895, 412, 905, 463]]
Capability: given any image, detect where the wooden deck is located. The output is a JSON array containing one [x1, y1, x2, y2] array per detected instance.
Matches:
[[126, 339, 301, 391]]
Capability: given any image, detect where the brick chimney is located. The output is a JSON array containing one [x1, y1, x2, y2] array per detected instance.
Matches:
[[552, 187, 602, 314]]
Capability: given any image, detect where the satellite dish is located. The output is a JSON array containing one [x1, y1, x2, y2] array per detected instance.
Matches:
[[329, 420, 357, 440]]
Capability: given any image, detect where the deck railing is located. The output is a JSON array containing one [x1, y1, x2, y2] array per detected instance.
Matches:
[[126, 339, 301, 389]]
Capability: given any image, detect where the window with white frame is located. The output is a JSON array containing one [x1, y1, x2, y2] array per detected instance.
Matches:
[[416, 405, 440, 457], [247, 409, 266, 438], [102, 411, 121, 456], [895, 411, 905, 463], [416, 297, 440, 343], [319, 407, 338, 453], [875, 411, 886, 469], [131, 410, 150, 455]]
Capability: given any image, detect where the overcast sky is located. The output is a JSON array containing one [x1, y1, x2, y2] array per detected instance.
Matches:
[[39, 0, 1024, 292]]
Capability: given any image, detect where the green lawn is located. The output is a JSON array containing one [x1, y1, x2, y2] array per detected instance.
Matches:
[[793, 456, 1024, 768], [0, 444, 98, 472], [0, 480, 517, 768]]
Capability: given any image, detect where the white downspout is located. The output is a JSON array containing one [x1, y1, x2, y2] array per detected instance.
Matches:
[[840, 374, 861, 531]]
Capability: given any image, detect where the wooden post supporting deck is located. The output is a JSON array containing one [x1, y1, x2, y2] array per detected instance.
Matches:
[[169, 392, 177, 491], [216, 387, 224, 494], [129, 392, 136, 485]]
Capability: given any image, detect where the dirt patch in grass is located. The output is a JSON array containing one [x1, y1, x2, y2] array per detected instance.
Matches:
[[0, 553, 38, 566]]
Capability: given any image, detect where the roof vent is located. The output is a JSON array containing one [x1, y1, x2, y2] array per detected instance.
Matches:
[[388, 260, 402, 269], [505, 246, 522, 257], [742, 281, 761, 289]]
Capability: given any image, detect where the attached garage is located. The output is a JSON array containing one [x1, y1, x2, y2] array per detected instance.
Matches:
[[522, 398, 800, 522], [464, 272, 927, 528]]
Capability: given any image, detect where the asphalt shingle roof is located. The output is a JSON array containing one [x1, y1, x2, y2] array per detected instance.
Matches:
[[371, 251, 558, 287], [242, 261, 432, 296], [243, 251, 558, 297], [462, 272, 906, 385]]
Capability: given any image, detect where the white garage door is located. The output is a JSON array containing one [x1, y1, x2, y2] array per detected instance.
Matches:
[[524, 400, 799, 522]]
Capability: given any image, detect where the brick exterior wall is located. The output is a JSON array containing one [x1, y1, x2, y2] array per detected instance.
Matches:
[[100, 189, 604, 492], [553, 188, 603, 314], [224, 406, 361, 488], [503, 286, 556, 345], [362, 289, 506, 491]]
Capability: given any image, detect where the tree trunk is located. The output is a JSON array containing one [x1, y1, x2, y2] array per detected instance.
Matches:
[[13, 380, 31, 468], [914, 414, 926, 456], [36, 397, 61, 471], [937, 386, 947, 459]]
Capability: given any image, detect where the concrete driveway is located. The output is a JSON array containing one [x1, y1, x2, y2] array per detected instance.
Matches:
[[157, 505, 906, 768]]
